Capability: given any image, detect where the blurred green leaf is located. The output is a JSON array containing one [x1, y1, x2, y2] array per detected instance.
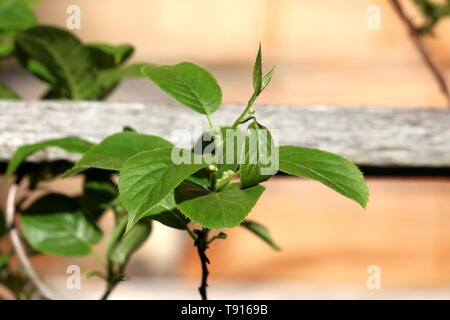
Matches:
[[0, 83, 19, 99], [6, 137, 94, 179], [21, 194, 102, 256], [412, 0, 450, 34], [0, 253, 11, 268], [241, 220, 280, 250], [80, 171, 117, 221], [15, 26, 97, 100], [0, 0, 36, 31], [109, 219, 152, 264], [86, 43, 134, 70]]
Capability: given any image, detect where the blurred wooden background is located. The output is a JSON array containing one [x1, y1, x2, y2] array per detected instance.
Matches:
[[1, 0, 449, 297], [34, 0, 450, 107]]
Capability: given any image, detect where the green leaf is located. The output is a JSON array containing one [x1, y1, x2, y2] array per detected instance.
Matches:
[[253, 44, 262, 94], [0, 83, 19, 99], [278, 146, 369, 208], [261, 67, 275, 91], [6, 137, 94, 179], [86, 43, 134, 70], [142, 62, 222, 115], [0, 0, 36, 31], [105, 212, 127, 258], [62, 131, 172, 177], [240, 120, 276, 188], [177, 183, 265, 229], [151, 209, 188, 230], [119, 148, 205, 231], [109, 219, 152, 264], [186, 168, 211, 188], [15, 26, 97, 100], [144, 191, 189, 230], [0, 253, 10, 269], [174, 179, 210, 203], [0, 209, 6, 238], [0, 38, 14, 58], [80, 171, 117, 221], [92, 63, 148, 100], [241, 220, 280, 250], [21, 194, 102, 256]]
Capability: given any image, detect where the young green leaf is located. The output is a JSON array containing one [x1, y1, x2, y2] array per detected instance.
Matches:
[[6, 137, 94, 179], [142, 62, 222, 115], [261, 67, 275, 91], [21, 194, 102, 256], [0, 0, 36, 31], [241, 220, 280, 250], [119, 148, 205, 231], [62, 131, 172, 177], [253, 44, 262, 94], [240, 120, 275, 188], [15, 26, 97, 100], [278, 146, 369, 208], [86, 43, 134, 70], [109, 219, 152, 265], [0, 83, 19, 99], [177, 183, 265, 229]]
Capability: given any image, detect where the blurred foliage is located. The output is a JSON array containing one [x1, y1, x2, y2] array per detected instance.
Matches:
[[0, 0, 144, 100], [412, 0, 450, 35]]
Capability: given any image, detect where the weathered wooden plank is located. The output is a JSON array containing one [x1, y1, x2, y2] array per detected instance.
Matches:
[[0, 101, 449, 166]]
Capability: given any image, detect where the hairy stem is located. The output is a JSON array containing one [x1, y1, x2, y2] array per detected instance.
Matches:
[[390, 0, 450, 107], [231, 92, 257, 128], [5, 183, 56, 300], [194, 228, 210, 300]]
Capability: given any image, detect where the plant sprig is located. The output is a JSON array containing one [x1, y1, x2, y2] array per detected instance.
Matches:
[[3, 45, 368, 300]]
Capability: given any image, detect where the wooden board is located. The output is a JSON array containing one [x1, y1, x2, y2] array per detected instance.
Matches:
[[1, 101, 449, 167]]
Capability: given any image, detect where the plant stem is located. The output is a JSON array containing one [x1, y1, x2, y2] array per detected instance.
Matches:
[[5, 183, 56, 300], [100, 262, 125, 300], [210, 169, 217, 191], [206, 114, 217, 131], [216, 170, 240, 190], [100, 282, 116, 300], [231, 92, 257, 129], [194, 228, 210, 300], [390, 0, 450, 107]]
